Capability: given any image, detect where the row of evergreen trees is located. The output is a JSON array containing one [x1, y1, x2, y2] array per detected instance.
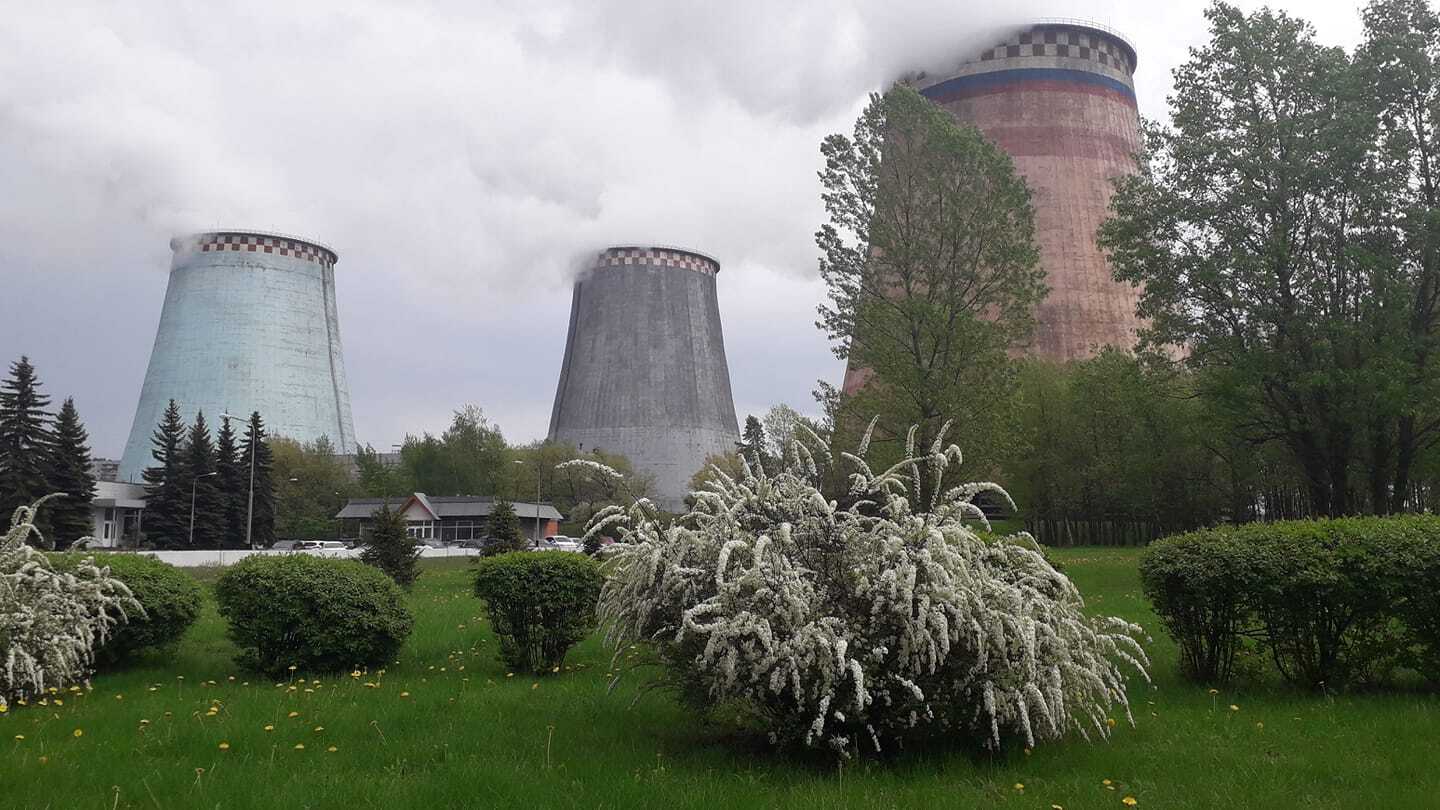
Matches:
[[0, 356, 97, 547], [142, 401, 276, 549]]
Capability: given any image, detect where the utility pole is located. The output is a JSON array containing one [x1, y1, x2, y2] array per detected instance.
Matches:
[[189, 471, 218, 547], [221, 412, 256, 549]]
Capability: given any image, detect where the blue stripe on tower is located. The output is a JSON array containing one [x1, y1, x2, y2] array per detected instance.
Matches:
[[921, 68, 1137, 103]]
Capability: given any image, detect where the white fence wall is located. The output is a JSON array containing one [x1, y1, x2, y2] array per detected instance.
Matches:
[[137, 546, 482, 568]]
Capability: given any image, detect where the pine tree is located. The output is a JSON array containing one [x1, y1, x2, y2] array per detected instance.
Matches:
[[485, 499, 525, 555], [141, 400, 187, 549], [740, 415, 771, 472], [183, 411, 223, 548], [47, 397, 97, 546], [0, 356, 53, 545], [239, 411, 276, 547], [361, 502, 422, 588], [215, 416, 246, 549]]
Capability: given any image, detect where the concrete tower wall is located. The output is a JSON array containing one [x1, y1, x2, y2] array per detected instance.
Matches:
[[548, 246, 740, 511], [119, 231, 357, 482], [917, 21, 1143, 362]]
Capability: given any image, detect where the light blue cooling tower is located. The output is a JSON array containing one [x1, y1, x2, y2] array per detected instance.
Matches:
[[118, 230, 357, 482]]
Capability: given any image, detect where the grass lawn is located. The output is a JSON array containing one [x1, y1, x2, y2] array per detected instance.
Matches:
[[2, 548, 1437, 809]]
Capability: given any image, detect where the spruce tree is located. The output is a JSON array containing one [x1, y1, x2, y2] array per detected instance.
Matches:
[[0, 356, 53, 544], [183, 411, 223, 548], [485, 499, 525, 555], [215, 416, 246, 549], [141, 400, 187, 549], [740, 415, 771, 472], [47, 397, 97, 546], [361, 502, 422, 588], [239, 411, 276, 547]]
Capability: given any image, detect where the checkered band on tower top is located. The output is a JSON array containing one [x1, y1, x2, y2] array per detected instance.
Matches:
[[174, 232, 339, 269], [977, 26, 1136, 76], [596, 247, 720, 277]]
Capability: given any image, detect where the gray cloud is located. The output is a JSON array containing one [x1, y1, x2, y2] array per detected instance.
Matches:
[[0, 0, 1366, 458]]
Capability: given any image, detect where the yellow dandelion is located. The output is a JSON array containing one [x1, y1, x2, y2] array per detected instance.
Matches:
[[506, 672, 514, 678], [139, 719, 151, 726], [1103, 779, 1113, 786], [218, 742, 230, 751], [228, 676, 235, 681], [37, 756, 48, 765], [294, 743, 305, 750], [1208, 688, 1218, 695], [313, 726, 324, 733], [54, 699, 63, 706], [264, 724, 274, 732], [47, 687, 57, 694], [37, 699, 48, 706], [288, 665, 297, 672], [1106, 717, 1117, 728], [399, 691, 410, 698], [1122, 798, 1138, 807], [114, 694, 123, 701], [1013, 783, 1024, 792], [1229, 704, 1240, 712], [69, 686, 80, 693], [1256, 722, 1265, 730], [531, 683, 539, 690], [351, 671, 361, 678], [327, 746, 338, 753], [72, 728, 83, 738], [287, 711, 299, 718], [552, 666, 560, 673], [303, 689, 315, 694], [147, 687, 157, 692], [1023, 747, 1031, 756], [164, 711, 173, 717], [1052, 805, 1064, 810], [0, 704, 6, 714]]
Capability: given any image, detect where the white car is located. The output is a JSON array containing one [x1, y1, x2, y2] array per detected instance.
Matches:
[[535, 535, 582, 553]]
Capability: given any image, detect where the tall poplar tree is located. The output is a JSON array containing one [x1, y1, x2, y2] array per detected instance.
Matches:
[[142, 400, 187, 548], [47, 397, 97, 545], [239, 411, 276, 547], [0, 356, 53, 541], [215, 416, 246, 549], [183, 411, 222, 548]]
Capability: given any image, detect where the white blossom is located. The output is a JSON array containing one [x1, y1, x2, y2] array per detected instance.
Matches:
[[590, 422, 1149, 756], [1, 498, 141, 712]]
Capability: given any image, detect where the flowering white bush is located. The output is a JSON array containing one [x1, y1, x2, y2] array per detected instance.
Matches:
[[1, 498, 139, 712], [580, 421, 1149, 756]]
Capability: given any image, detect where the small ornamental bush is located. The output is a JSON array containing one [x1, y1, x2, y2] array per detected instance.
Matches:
[[1142, 516, 1440, 689], [360, 503, 422, 588], [1, 499, 140, 711], [48, 552, 201, 665], [472, 552, 602, 674], [575, 421, 1150, 757], [214, 554, 413, 676]]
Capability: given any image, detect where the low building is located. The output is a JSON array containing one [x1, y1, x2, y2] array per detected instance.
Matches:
[[335, 494, 563, 544], [90, 481, 146, 547]]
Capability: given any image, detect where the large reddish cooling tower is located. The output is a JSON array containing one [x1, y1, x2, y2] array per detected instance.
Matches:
[[923, 20, 1142, 361], [843, 20, 1142, 395]]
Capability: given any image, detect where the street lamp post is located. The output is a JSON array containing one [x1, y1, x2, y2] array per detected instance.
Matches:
[[189, 471, 218, 547], [221, 413, 256, 549], [513, 459, 541, 548]]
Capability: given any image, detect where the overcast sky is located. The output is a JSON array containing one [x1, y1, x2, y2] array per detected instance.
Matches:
[[0, 0, 1368, 458]]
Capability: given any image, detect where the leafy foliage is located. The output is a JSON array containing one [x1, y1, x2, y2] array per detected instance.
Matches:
[[398, 405, 507, 497], [0, 498, 140, 711], [588, 422, 1148, 756], [472, 551, 602, 674], [47, 552, 200, 665], [272, 435, 355, 541], [214, 554, 413, 676], [817, 85, 1045, 501], [361, 503, 422, 588], [1142, 516, 1440, 689]]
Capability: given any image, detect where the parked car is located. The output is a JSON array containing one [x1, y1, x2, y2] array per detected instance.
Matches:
[[271, 540, 298, 551], [294, 540, 347, 551], [535, 535, 581, 553]]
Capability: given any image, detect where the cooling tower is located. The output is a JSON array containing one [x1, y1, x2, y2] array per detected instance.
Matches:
[[118, 230, 356, 482], [548, 246, 740, 511], [844, 20, 1143, 396]]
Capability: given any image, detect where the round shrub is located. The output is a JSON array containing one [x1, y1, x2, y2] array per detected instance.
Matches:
[[579, 425, 1149, 757], [49, 552, 201, 665], [1142, 515, 1440, 689], [215, 554, 413, 676], [473, 552, 602, 674]]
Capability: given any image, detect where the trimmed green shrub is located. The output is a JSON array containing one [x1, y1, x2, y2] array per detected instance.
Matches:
[[1398, 539, 1440, 685], [1142, 516, 1440, 689], [473, 552, 602, 674], [215, 554, 413, 676], [1138, 531, 1256, 683], [48, 552, 201, 665]]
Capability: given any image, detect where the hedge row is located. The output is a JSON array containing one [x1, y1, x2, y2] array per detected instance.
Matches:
[[1140, 516, 1440, 689]]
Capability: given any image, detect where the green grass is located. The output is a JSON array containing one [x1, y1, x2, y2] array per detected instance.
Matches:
[[3, 549, 1437, 809]]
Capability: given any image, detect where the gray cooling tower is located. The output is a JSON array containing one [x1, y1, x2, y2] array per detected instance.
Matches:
[[118, 230, 356, 482], [548, 246, 740, 511]]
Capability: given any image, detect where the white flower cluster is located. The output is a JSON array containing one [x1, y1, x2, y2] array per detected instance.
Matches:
[[0, 498, 139, 712], [589, 421, 1149, 756]]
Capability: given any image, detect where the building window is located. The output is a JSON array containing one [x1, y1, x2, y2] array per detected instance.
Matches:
[[405, 521, 434, 540], [103, 520, 114, 541], [441, 520, 482, 542]]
